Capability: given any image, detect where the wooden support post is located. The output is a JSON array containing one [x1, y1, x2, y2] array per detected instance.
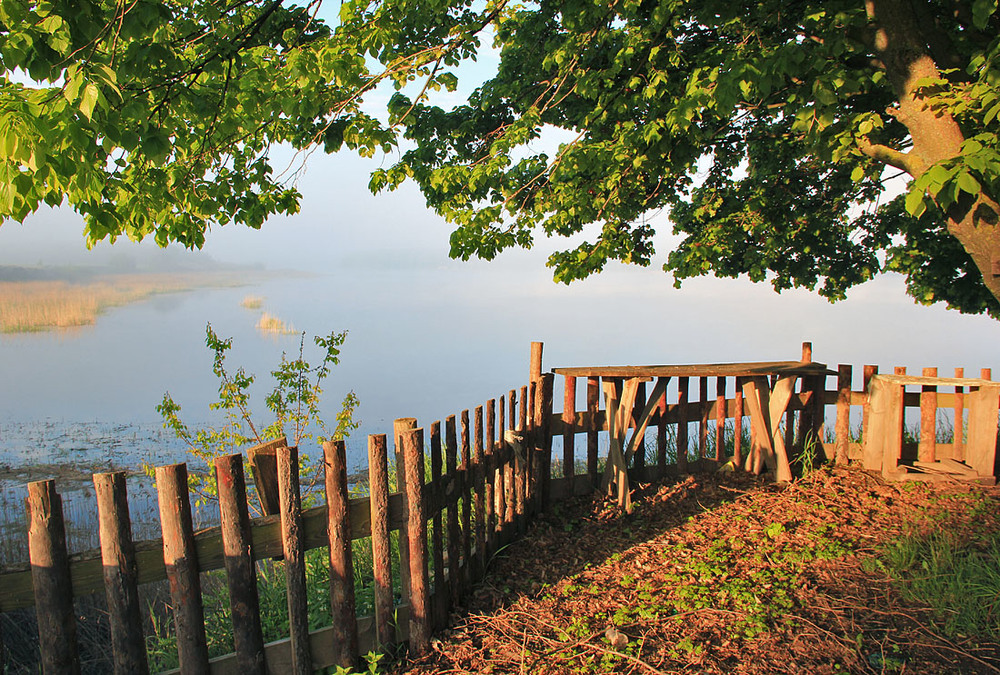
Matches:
[[393, 417, 417, 603], [538, 373, 555, 510], [516, 387, 528, 533], [526, 383, 537, 514], [496, 396, 507, 546], [94, 471, 149, 675], [505, 392, 516, 536], [656, 384, 668, 473], [954, 368, 965, 462], [920, 368, 938, 463], [445, 415, 462, 608], [677, 377, 689, 472], [529, 341, 543, 384], [587, 377, 600, 484], [460, 410, 473, 586], [215, 454, 266, 675], [484, 399, 496, 556], [429, 421, 445, 629], [156, 464, 209, 674], [324, 439, 359, 668], [634, 381, 647, 470], [563, 376, 577, 479], [715, 377, 726, 462], [473, 406, 486, 578], [27, 479, 80, 675], [367, 434, 395, 653], [863, 365, 878, 444], [278, 446, 311, 675], [698, 376, 709, 461], [733, 378, 744, 468], [835, 365, 852, 465], [401, 428, 431, 656]]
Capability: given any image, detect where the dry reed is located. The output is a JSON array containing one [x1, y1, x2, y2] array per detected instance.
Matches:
[[0, 273, 245, 333]]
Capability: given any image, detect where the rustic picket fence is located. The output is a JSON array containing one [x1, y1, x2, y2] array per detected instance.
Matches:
[[1, 342, 997, 674]]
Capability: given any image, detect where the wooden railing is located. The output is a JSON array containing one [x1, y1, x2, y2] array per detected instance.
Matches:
[[1, 342, 997, 674]]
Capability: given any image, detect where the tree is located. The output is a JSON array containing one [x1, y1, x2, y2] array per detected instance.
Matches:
[[3, 0, 1000, 318]]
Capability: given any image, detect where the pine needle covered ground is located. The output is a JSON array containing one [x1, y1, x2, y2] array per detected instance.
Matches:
[[395, 467, 1000, 674]]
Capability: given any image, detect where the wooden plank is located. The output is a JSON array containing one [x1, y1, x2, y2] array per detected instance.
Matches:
[[939, 458, 980, 478], [156, 464, 210, 673], [835, 365, 852, 466], [768, 375, 797, 482], [741, 377, 772, 474], [247, 437, 287, 516], [27, 479, 80, 675], [215, 454, 266, 674], [551, 361, 834, 378], [624, 378, 669, 467], [967, 384, 1000, 476], [94, 471, 149, 675], [495, 396, 507, 546], [366, 434, 395, 653], [920, 368, 938, 463], [401, 428, 431, 656], [277, 446, 311, 675]]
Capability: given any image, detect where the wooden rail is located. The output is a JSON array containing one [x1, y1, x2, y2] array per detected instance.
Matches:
[[2, 343, 998, 674]]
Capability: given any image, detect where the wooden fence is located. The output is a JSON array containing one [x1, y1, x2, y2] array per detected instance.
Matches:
[[1, 342, 997, 673]]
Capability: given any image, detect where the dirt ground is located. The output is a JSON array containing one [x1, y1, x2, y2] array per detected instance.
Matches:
[[394, 467, 1000, 674]]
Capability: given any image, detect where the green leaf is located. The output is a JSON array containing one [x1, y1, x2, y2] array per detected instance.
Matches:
[[79, 83, 99, 121], [905, 189, 927, 218], [956, 171, 981, 196]]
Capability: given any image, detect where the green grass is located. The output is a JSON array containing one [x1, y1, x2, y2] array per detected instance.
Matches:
[[875, 509, 1000, 641]]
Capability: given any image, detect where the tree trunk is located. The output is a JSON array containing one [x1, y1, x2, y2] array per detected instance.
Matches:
[[867, 0, 1000, 307]]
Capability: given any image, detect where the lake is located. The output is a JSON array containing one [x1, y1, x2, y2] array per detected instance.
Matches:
[[1, 245, 998, 562]]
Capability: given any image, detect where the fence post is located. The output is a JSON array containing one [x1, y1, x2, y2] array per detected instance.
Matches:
[[473, 406, 486, 578], [537, 373, 555, 510], [401, 428, 431, 656], [835, 365, 852, 465], [94, 471, 148, 675], [393, 417, 417, 603], [429, 421, 445, 629], [460, 411, 473, 587], [529, 341, 543, 384], [367, 434, 395, 653], [698, 376, 709, 461], [677, 377, 690, 473], [215, 453, 265, 675], [484, 400, 497, 557], [324, 439, 359, 668], [516, 386, 529, 532], [920, 367, 938, 463], [563, 376, 576, 480], [27, 479, 80, 675], [278, 446, 312, 675], [496, 396, 508, 546], [733, 378, 744, 468], [954, 368, 965, 461], [715, 377, 726, 462], [505, 392, 517, 536], [587, 377, 600, 485], [155, 463, 210, 674], [862, 365, 878, 444], [445, 415, 462, 608]]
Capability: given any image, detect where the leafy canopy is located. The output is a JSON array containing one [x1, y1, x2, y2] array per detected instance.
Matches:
[[3, 0, 1000, 316]]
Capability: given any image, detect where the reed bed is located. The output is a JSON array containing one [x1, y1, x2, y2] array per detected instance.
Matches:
[[0, 273, 246, 333], [255, 311, 296, 335]]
